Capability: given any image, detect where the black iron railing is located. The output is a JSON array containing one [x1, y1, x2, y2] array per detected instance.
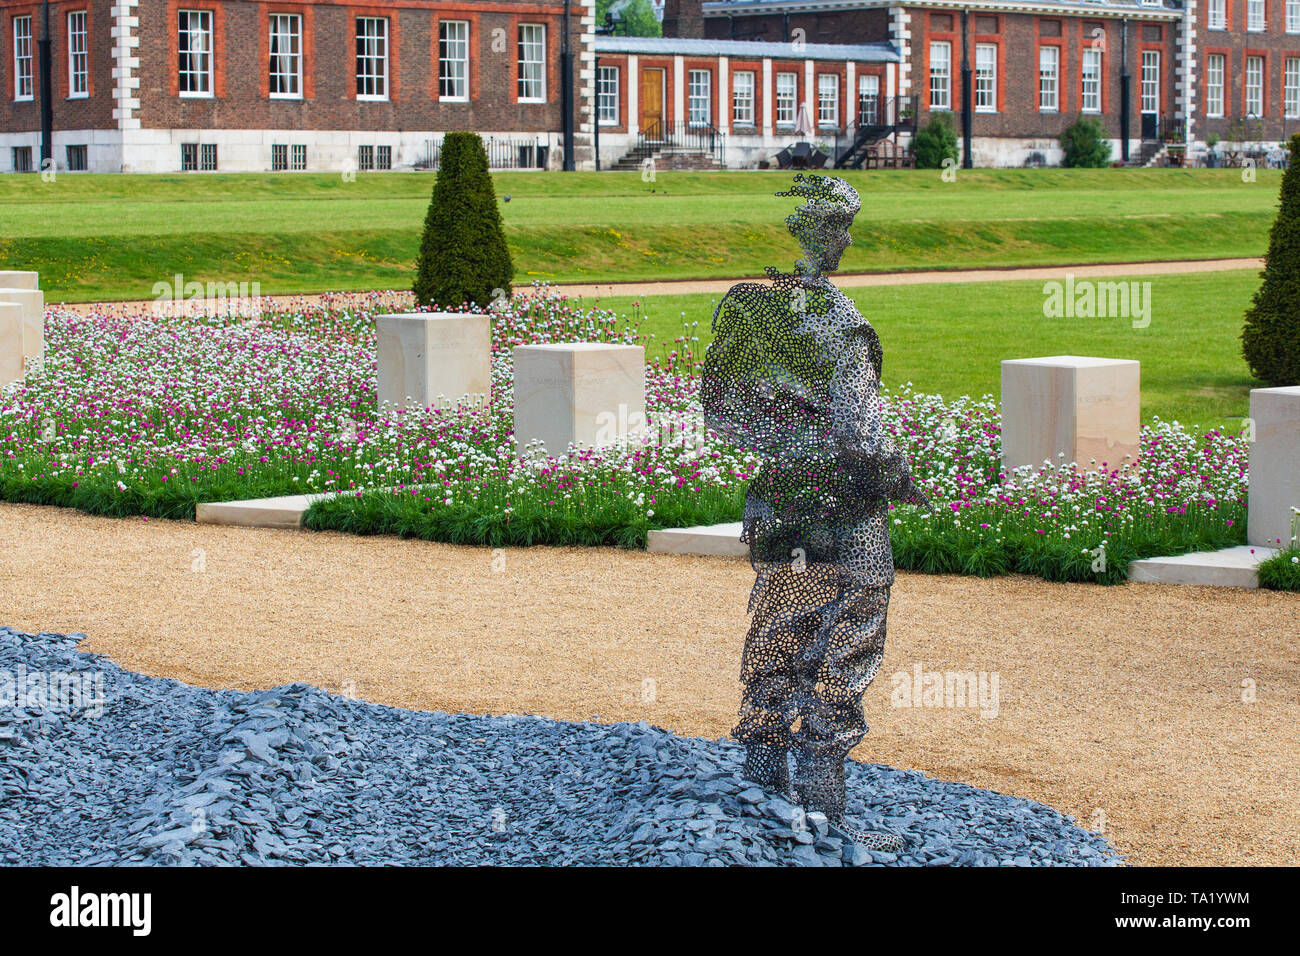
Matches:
[[832, 97, 918, 169], [636, 120, 726, 165], [417, 135, 552, 170]]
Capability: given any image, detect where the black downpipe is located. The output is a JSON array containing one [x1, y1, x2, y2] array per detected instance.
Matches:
[[594, 55, 600, 171], [961, 8, 973, 169], [1120, 19, 1130, 163], [561, 0, 575, 171], [38, 0, 53, 169]]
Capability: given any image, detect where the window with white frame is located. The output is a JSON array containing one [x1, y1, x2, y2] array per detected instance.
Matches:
[[1205, 53, 1225, 117], [929, 40, 951, 109], [439, 20, 468, 100], [68, 11, 89, 98], [517, 24, 545, 102], [858, 74, 879, 125], [732, 70, 755, 125], [1289, 0, 1300, 32], [1081, 47, 1102, 113], [1208, 0, 1227, 28], [13, 15, 33, 100], [355, 17, 388, 99], [178, 10, 213, 97], [775, 72, 797, 126], [597, 64, 619, 125], [1286, 58, 1300, 117], [269, 13, 301, 98], [974, 43, 997, 112], [1039, 46, 1059, 111], [688, 69, 712, 126], [1245, 54, 1263, 115], [817, 73, 839, 126], [1247, 0, 1266, 31], [1141, 50, 1160, 113]]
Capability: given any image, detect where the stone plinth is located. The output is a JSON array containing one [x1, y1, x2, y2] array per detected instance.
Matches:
[[1247, 385, 1300, 548], [514, 343, 645, 457], [1001, 356, 1140, 473], [0, 303, 22, 389], [376, 312, 490, 412], [0, 271, 39, 290], [0, 288, 44, 370]]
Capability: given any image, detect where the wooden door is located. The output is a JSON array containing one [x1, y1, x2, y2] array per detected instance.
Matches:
[[640, 68, 664, 139]]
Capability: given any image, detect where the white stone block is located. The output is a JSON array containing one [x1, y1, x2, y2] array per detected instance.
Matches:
[[376, 312, 490, 412], [0, 288, 45, 369], [1001, 355, 1140, 473], [514, 343, 645, 457], [1247, 386, 1300, 548], [0, 271, 39, 290], [0, 303, 23, 388]]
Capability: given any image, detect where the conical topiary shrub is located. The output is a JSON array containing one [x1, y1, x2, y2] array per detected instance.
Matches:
[[413, 132, 514, 310], [1243, 133, 1300, 386]]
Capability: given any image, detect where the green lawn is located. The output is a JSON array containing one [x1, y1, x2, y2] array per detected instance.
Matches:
[[0, 168, 1280, 302], [598, 268, 1263, 434]]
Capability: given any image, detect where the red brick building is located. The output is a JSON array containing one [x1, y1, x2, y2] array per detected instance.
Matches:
[[5, 0, 1299, 171], [686, 0, 1300, 164], [1, 0, 598, 172]]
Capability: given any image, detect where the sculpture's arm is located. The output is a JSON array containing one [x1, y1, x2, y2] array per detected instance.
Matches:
[[702, 285, 836, 457]]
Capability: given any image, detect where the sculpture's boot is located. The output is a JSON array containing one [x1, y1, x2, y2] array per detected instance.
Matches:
[[741, 743, 791, 795], [793, 749, 905, 852]]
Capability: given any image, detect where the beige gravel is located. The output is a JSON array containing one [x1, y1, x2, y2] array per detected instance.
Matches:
[[0, 500, 1296, 866]]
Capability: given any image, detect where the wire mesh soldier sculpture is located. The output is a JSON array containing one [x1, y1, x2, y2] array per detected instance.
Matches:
[[702, 174, 929, 850]]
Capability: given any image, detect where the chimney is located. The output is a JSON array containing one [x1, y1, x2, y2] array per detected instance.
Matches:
[[661, 0, 704, 38]]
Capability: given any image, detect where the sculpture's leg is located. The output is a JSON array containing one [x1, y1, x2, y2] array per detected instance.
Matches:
[[734, 561, 804, 795], [792, 582, 905, 851]]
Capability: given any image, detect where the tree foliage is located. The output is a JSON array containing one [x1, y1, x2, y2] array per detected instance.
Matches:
[[413, 132, 513, 310]]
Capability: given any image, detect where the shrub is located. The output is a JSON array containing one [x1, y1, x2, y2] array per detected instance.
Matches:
[[1242, 133, 1300, 386], [1059, 117, 1113, 168], [1257, 547, 1300, 591], [912, 113, 958, 170], [413, 132, 514, 310]]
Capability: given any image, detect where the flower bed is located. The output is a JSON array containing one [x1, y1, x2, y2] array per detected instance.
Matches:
[[0, 289, 1264, 585]]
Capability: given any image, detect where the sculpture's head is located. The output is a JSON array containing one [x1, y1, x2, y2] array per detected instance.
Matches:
[[777, 174, 861, 274]]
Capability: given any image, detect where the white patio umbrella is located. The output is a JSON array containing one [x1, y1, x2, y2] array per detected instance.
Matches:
[[794, 103, 814, 137]]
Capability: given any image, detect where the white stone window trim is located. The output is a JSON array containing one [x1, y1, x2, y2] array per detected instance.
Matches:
[[930, 39, 951, 111], [439, 19, 470, 102], [1039, 45, 1060, 113], [974, 42, 997, 113], [13, 15, 34, 102], [68, 11, 90, 100], [269, 13, 302, 100], [597, 64, 619, 126], [355, 16, 389, 102], [517, 23, 546, 103], [178, 9, 214, 99]]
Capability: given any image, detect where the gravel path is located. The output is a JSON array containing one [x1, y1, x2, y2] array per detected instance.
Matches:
[[2, 628, 1118, 867], [3, 503, 1298, 865], [50, 257, 1262, 314]]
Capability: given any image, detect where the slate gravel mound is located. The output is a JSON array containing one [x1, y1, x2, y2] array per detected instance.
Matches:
[[1, 628, 1120, 866]]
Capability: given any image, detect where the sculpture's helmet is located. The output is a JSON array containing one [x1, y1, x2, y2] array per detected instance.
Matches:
[[775, 174, 861, 222]]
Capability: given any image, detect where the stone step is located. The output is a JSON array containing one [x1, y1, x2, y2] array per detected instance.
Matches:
[[196, 493, 336, 529], [1127, 545, 1280, 589], [648, 522, 1281, 589], [646, 522, 747, 558]]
